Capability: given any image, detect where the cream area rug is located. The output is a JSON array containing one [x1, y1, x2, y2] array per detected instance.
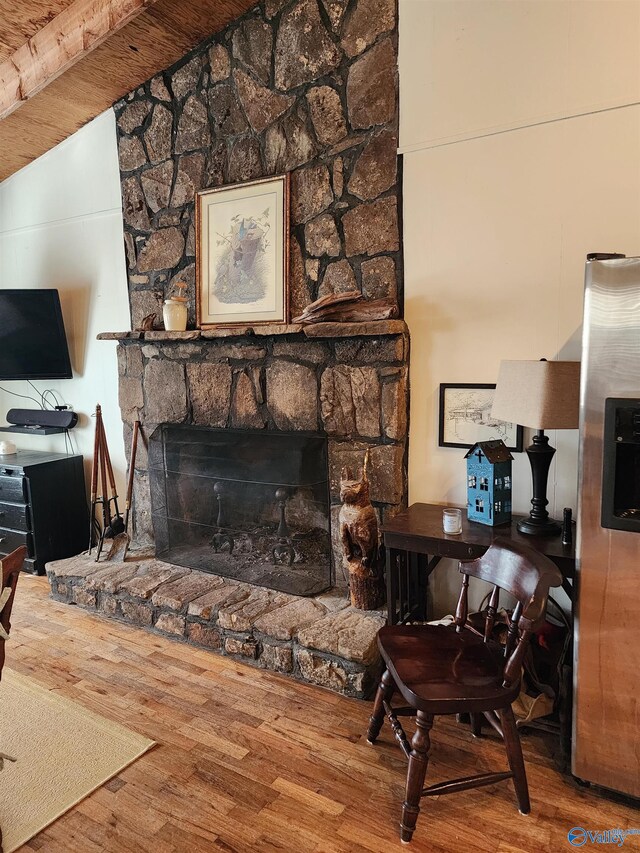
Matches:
[[0, 669, 155, 852]]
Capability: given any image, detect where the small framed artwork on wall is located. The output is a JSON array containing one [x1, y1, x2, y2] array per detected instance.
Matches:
[[195, 174, 290, 328], [438, 383, 523, 451]]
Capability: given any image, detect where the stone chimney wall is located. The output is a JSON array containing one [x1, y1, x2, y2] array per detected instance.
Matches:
[[113, 0, 401, 327]]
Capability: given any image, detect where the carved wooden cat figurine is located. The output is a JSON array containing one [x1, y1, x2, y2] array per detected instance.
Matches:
[[339, 464, 378, 569], [339, 450, 385, 610]]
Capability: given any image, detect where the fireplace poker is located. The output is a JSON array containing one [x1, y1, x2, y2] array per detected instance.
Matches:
[[107, 419, 139, 562], [100, 414, 125, 538]]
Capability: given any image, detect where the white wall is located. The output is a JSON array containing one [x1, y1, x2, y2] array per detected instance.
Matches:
[[0, 110, 130, 496], [400, 0, 640, 613]]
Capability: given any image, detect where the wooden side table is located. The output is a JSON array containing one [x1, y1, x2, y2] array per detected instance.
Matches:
[[382, 502, 575, 626]]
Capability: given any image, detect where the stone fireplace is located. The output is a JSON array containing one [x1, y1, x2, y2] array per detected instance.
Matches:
[[149, 424, 332, 596], [47, 0, 411, 698]]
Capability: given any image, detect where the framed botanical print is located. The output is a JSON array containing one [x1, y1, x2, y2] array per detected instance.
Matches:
[[438, 383, 523, 451], [196, 174, 290, 328]]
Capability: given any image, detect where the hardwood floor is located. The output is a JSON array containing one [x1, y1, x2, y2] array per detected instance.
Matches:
[[6, 575, 638, 852]]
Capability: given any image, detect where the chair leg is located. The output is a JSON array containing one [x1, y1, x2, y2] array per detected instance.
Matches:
[[470, 713, 482, 737], [400, 712, 434, 844], [499, 705, 530, 815], [367, 668, 395, 744]]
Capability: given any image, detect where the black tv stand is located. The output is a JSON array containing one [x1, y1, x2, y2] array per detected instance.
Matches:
[[0, 425, 66, 436]]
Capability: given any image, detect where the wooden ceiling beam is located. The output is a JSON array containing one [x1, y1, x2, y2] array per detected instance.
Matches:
[[0, 0, 159, 122]]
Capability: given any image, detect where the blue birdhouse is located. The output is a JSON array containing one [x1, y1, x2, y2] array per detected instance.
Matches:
[[464, 439, 513, 526]]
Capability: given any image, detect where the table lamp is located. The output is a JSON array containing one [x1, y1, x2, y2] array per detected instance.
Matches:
[[491, 359, 580, 536]]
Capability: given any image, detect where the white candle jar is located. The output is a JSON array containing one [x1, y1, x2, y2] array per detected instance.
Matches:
[[442, 508, 462, 535]]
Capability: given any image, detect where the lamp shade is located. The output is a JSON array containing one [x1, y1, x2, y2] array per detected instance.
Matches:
[[491, 360, 580, 430]]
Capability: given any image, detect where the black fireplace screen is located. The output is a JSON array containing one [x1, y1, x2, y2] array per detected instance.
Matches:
[[148, 425, 332, 596]]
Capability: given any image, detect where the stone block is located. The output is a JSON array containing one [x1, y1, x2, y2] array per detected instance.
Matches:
[[306, 86, 347, 147], [122, 177, 151, 231], [218, 589, 290, 632], [117, 101, 151, 134], [130, 291, 163, 331], [348, 130, 398, 201], [341, 0, 396, 58], [187, 622, 222, 649], [171, 153, 205, 207], [208, 84, 248, 137], [176, 95, 210, 153], [260, 643, 293, 673], [150, 76, 171, 101], [206, 342, 266, 361], [85, 563, 142, 594], [382, 370, 408, 441], [233, 69, 295, 133], [275, 0, 341, 90], [225, 636, 259, 659], [290, 164, 332, 225], [317, 259, 357, 299], [320, 365, 381, 437], [100, 594, 119, 617], [118, 562, 189, 599], [228, 135, 263, 183], [46, 553, 101, 580], [231, 369, 266, 429], [264, 103, 318, 174], [334, 336, 404, 365], [144, 359, 187, 423], [272, 341, 329, 365], [266, 361, 318, 431], [320, 0, 348, 31], [288, 236, 313, 320], [145, 105, 173, 164], [118, 376, 144, 422], [140, 160, 173, 214], [72, 586, 96, 608], [137, 227, 185, 272], [209, 44, 231, 83], [296, 649, 365, 695], [120, 599, 153, 626], [361, 256, 397, 300], [232, 17, 273, 85], [171, 55, 203, 100], [254, 598, 327, 641], [186, 362, 232, 427], [297, 607, 385, 664], [346, 38, 396, 130], [118, 136, 147, 172], [126, 345, 144, 378], [367, 443, 405, 504], [342, 197, 399, 257], [155, 612, 186, 636], [304, 214, 340, 258], [188, 583, 249, 620], [152, 572, 223, 611]]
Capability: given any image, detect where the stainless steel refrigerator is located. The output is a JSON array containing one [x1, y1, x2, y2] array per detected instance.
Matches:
[[574, 253, 640, 796]]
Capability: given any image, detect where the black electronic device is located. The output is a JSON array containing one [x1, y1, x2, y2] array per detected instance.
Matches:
[[601, 397, 640, 533], [6, 408, 77, 430], [0, 289, 72, 380]]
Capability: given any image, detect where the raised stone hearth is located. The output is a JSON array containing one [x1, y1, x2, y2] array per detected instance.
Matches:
[[47, 551, 385, 698]]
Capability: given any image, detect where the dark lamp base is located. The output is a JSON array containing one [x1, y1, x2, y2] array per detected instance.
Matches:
[[517, 517, 561, 537]]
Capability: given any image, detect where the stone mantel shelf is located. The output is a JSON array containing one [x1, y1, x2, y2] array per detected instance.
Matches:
[[97, 319, 409, 342]]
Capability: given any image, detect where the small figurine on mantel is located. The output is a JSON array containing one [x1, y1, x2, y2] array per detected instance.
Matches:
[[339, 449, 385, 610]]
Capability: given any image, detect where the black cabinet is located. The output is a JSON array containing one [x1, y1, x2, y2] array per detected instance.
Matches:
[[0, 451, 88, 574]]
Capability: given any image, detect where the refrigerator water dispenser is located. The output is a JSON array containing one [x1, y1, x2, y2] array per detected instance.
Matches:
[[601, 397, 640, 532]]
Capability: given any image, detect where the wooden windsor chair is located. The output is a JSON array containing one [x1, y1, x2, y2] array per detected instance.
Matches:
[[367, 538, 562, 844], [0, 546, 26, 681]]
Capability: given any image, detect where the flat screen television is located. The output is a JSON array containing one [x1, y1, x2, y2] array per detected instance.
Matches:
[[0, 289, 73, 380]]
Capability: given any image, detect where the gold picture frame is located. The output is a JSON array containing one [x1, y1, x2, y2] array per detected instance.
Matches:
[[195, 174, 290, 329]]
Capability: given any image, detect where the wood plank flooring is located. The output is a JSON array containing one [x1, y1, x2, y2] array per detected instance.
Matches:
[[6, 575, 639, 852]]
